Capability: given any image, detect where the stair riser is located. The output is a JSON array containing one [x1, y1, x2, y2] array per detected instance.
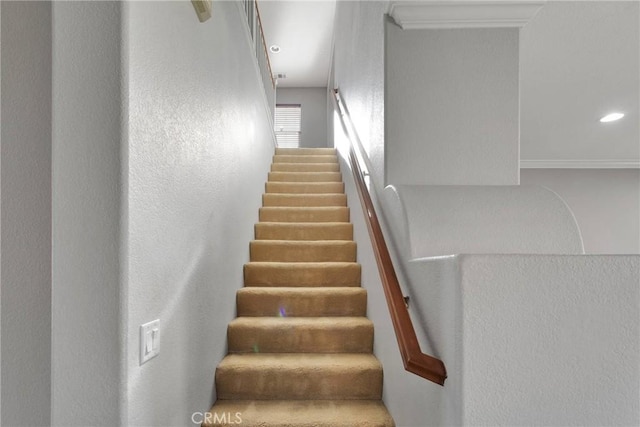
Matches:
[[236, 288, 367, 317], [216, 367, 382, 400], [250, 241, 356, 262], [271, 163, 340, 172], [266, 182, 345, 194], [244, 263, 361, 287], [262, 194, 347, 207], [259, 208, 349, 223], [203, 400, 395, 427], [275, 148, 337, 156], [273, 155, 338, 164], [255, 223, 353, 241], [268, 172, 342, 183], [228, 322, 373, 353]]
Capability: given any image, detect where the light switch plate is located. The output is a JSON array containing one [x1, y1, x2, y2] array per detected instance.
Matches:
[[140, 319, 160, 365]]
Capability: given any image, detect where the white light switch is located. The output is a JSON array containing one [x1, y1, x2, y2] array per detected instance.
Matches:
[[140, 319, 160, 365]]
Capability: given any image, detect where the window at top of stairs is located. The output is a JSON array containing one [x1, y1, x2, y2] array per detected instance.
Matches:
[[275, 104, 301, 148]]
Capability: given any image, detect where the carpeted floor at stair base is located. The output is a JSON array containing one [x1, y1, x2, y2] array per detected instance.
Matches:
[[203, 147, 395, 427]]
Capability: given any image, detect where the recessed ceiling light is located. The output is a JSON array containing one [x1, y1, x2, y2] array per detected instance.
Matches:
[[269, 45, 281, 54], [600, 112, 625, 123]]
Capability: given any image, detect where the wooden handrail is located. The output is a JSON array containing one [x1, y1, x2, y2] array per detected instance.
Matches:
[[332, 89, 447, 386], [254, 1, 276, 90]]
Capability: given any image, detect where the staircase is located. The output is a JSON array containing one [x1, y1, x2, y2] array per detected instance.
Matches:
[[204, 147, 395, 427]]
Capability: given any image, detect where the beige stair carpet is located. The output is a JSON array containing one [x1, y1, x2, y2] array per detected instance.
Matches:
[[204, 147, 395, 427]]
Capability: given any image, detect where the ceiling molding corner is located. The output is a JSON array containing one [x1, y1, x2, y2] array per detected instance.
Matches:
[[388, 1, 546, 30], [520, 159, 640, 169]]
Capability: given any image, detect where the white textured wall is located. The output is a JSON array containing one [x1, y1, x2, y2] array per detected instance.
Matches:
[[51, 2, 123, 425], [404, 254, 640, 427], [383, 185, 584, 258], [333, 0, 389, 189], [521, 169, 640, 254], [1, 2, 51, 425], [381, 183, 639, 426], [460, 254, 639, 426], [379, 182, 587, 425], [385, 23, 520, 186], [126, 1, 274, 425], [277, 87, 328, 148]]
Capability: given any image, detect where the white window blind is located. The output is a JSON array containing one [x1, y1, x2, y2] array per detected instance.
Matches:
[[275, 105, 301, 148]]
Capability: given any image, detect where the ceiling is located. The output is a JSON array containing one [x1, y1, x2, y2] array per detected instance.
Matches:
[[520, 0, 639, 162], [259, 0, 639, 162], [258, 0, 336, 88]]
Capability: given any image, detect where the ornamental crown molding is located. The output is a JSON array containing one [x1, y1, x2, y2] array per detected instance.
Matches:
[[388, 1, 546, 30]]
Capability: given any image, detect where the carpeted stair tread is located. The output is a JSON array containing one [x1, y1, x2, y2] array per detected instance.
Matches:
[[244, 262, 361, 287], [271, 162, 340, 172], [255, 222, 353, 240], [275, 147, 337, 155], [259, 206, 349, 223], [266, 181, 345, 194], [215, 353, 382, 400], [228, 317, 373, 353], [236, 287, 367, 317], [203, 400, 395, 427], [268, 171, 343, 182], [273, 154, 338, 164], [250, 240, 356, 262], [262, 193, 347, 207]]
